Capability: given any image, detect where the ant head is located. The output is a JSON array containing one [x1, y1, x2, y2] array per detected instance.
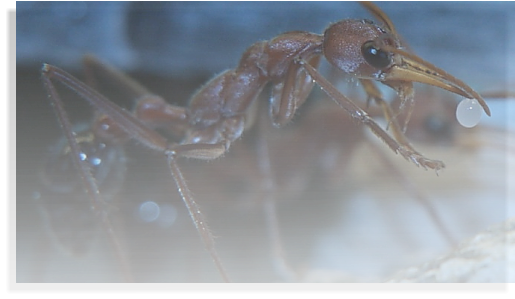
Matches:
[[323, 19, 397, 79], [323, 19, 490, 119]]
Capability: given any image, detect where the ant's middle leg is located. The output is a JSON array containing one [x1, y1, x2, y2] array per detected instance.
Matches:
[[165, 149, 231, 282], [253, 100, 300, 281]]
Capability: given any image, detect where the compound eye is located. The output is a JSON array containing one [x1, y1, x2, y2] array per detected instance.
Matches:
[[361, 40, 391, 69]]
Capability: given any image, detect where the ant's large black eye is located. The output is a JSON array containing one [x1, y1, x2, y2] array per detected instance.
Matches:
[[361, 40, 391, 69]]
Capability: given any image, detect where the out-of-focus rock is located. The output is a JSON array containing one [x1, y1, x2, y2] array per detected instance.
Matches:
[[386, 218, 515, 283]]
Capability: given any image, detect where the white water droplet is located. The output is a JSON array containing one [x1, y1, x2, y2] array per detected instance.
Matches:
[[456, 98, 482, 128]]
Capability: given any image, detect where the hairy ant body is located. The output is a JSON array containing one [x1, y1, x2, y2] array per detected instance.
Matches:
[[36, 2, 491, 282]]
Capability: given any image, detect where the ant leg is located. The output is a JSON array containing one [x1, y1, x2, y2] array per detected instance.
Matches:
[[41, 67, 133, 282], [299, 60, 445, 171], [270, 56, 321, 127], [82, 55, 189, 129], [360, 80, 435, 164], [359, 79, 456, 245], [42, 64, 169, 151], [254, 102, 299, 281], [166, 152, 231, 283], [42, 64, 231, 282], [82, 54, 153, 99]]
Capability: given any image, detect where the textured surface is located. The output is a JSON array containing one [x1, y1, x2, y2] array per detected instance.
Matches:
[[387, 218, 515, 283]]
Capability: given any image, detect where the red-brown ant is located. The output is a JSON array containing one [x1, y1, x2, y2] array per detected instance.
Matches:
[[38, 2, 491, 282]]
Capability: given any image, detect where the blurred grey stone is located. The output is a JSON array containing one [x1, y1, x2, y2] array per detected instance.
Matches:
[[386, 218, 515, 283]]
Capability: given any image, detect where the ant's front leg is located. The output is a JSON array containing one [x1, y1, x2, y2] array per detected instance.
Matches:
[[298, 60, 445, 171], [270, 56, 321, 127], [360, 79, 445, 170]]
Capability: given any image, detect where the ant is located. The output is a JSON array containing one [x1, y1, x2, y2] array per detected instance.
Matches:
[[37, 2, 491, 282]]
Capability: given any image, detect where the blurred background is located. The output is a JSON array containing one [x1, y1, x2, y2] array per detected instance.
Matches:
[[16, 1, 515, 283]]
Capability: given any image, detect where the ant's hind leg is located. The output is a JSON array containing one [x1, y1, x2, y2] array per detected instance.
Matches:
[[82, 55, 190, 130], [41, 64, 134, 282], [82, 54, 153, 99]]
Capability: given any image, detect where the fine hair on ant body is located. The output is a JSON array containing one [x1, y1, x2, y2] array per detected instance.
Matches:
[[39, 2, 491, 282]]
